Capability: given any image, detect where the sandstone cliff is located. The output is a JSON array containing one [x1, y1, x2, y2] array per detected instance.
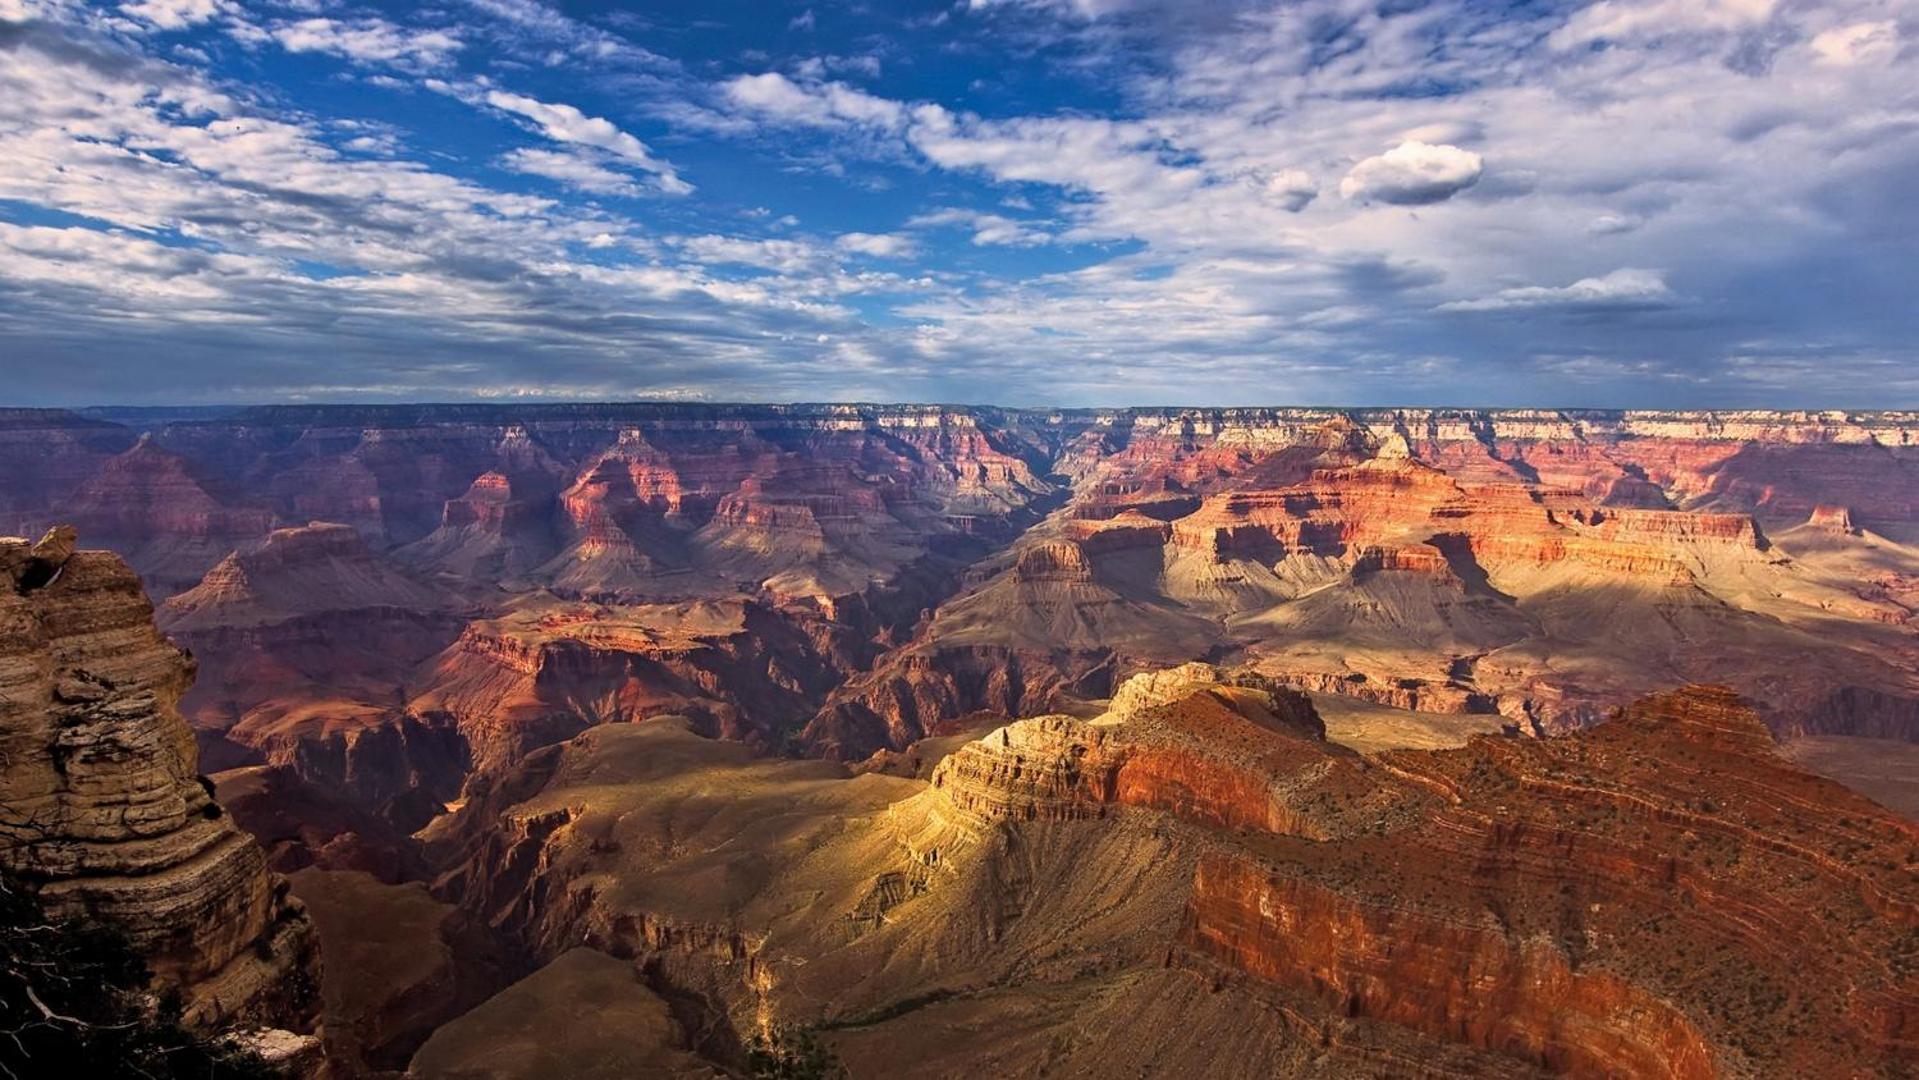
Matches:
[[809, 407, 1919, 758], [3, 404, 1915, 943], [0, 528, 319, 1033]]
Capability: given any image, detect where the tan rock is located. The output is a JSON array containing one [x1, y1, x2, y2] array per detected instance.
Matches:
[[0, 535, 320, 1032]]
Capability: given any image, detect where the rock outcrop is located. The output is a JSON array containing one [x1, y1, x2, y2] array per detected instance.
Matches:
[[1180, 684, 1919, 1078], [427, 672, 1917, 1077], [55, 436, 273, 597], [157, 523, 471, 823], [801, 407, 1919, 758], [1809, 503, 1860, 534], [0, 529, 319, 1031]]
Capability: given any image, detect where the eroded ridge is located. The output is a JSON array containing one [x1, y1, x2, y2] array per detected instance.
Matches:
[[430, 667, 1916, 1077]]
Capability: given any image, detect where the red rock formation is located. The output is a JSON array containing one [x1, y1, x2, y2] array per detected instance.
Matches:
[[0, 409, 136, 533], [408, 598, 838, 770], [921, 678, 1918, 1077], [1809, 503, 1859, 534], [810, 409, 1918, 758], [0, 404, 1914, 814], [1187, 856, 1719, 1079], [1351, 542, 1455, 579], [934, 682, 1349, 836], [215, 765, 428, 883], [58, 436, 272, 596], [158, 524, 468, 798], [807, 642, 1119, 757], [162, 521, 452, 631], [431, 670, 1916, 1077], [1180, 685, 1918, 1078], [399, 470, 561, 582], [1013, 539, 1094, 583]]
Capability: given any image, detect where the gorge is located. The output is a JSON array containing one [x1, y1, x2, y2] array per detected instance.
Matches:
[[0, 404, 1915, 1077]]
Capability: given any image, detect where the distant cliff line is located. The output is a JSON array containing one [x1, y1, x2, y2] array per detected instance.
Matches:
[[3, 402, 1916, 432]]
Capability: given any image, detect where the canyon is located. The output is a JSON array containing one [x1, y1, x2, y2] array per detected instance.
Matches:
[[1, 403, 1916, 1076]]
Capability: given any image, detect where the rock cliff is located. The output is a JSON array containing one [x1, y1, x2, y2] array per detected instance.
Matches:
[[0, 528, 319, 1033], [806, 407, 1919, 757], [5, 405, 1915, 1075]]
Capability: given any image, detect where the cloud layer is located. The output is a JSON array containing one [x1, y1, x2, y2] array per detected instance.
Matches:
[[0, 0, 1912, 406]]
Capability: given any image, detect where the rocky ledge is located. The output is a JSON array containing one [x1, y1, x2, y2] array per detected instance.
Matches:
[[0, 528, 320, 1033]]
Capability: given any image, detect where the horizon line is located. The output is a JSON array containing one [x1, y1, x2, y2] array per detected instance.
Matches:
[[13, 400, 1919, 415]]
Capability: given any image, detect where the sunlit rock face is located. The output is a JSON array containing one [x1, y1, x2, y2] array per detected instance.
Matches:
[[806, 407, 1919, 758], [0, 529, 319, 1031], [1180, 684, 1918, 1079], [427, 672, 1915, 1077]]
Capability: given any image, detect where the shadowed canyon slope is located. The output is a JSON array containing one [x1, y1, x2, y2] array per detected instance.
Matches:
[[2, 405, 1917, 1075]]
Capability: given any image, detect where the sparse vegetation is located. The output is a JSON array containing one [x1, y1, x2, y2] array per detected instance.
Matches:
[[747, 1024, 849, 1080], [0, 873, 276, 1079]]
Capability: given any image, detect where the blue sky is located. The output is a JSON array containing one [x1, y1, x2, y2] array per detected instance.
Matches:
[[0, 0, 1914, 406]]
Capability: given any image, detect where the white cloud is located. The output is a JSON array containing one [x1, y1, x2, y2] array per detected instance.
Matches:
[[1587, 213, 1643, 236], [1339, 141, 1483, 205], [835, 232, 916, 258], [1398, 121, 1484, 146], [1438, 269, 1674, 312], [8, 0, 1919, 405], [1256, 168, 1318, 212], [500, 147, 638, 195], [454, 0, 666, 68], [1550, 0, 1777, 49], [963, 0, 1138, 17], [722, 73, 906, 130], [0, 19, 895, 404], [484, 90, 690, 194], [267, 17, 464, 69], [909, 208, 1054, 247], [0, 1, 51, 22], [904, 107, 1209, 243], [1809, 21, 1899, 66], [119, 0, 228, 30], [674, 235, 831, 273], [793, 54, 882, 80]]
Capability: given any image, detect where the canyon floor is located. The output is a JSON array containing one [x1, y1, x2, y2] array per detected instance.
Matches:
[[2, 404, 1916, 1077]]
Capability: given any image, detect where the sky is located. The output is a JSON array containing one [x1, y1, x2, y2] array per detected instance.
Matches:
[[0, 0, 1914, 408]]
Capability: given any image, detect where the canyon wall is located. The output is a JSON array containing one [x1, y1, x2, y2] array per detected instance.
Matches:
[[0, 529, 320, 1033], [6, 390, 1913, 1077], [1, 405, 1915, 989], [0, 405, 1912, 769], [424, 669, 1916, 1077]]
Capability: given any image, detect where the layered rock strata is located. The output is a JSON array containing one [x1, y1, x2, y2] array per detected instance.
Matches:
[[0, 529, 319, 1031], [427, 667, 1916, 1077], [2, 404, 1916, 863]]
